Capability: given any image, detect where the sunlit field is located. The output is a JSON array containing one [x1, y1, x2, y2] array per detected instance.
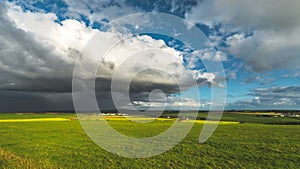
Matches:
[[0, 118, 70, 123], [0, 113, 299, 168]]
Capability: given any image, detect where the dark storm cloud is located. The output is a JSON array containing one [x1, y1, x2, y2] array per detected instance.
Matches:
[[0, 2, 76, 93], [1, 2, 214, 112], [0, 91, 74, 112]]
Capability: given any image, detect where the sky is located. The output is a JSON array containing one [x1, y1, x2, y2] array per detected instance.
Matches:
[[0, 0, 300, 112]]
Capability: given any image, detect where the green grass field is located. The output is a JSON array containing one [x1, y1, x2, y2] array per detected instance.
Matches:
[[0, 113, 299, 168]]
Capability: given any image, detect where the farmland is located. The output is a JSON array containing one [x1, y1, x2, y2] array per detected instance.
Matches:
[[0, 112, 299, 168]]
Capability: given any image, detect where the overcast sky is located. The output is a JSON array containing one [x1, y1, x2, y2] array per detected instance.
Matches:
[[0, 0, 300, 112]]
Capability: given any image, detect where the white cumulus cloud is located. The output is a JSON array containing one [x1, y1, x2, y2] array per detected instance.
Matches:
[[186, 0, 300, 72]]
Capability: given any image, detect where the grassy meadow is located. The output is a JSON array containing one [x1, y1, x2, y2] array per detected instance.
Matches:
[[0, 112, 299, 168]]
